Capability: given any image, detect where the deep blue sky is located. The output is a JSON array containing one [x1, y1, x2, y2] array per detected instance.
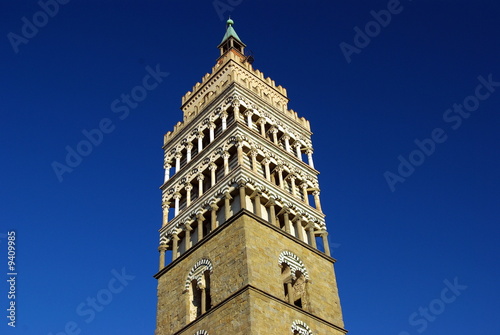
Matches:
[[1, 1, 499, 334]]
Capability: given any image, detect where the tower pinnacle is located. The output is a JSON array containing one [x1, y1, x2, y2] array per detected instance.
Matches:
[[218, 18, 246, 57]]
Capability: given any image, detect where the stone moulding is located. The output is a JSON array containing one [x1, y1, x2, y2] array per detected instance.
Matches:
[[184, 258, 213, 291], [279, 251, 310, 280]]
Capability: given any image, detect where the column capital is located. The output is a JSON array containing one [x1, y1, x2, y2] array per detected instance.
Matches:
[[197, 174, 205, 181], [305, 221, 315, 229], [269, 126, 279, 134], [305, 147, 314, 154], [185, 183, 193, 191], [197, 132, 204, 139], [220, 110, 228, 119], [265, 197, 276, 206], [209, 122, 216, 129], [244, 110, 253, 117], [158, 244, 168, 252], [161, 201, 170, 209], [186, 142, 193, 150], [173, 192, 182, 199], [223, 151, 231, 159], [249, 148, 259, 157], [282, 133, 291, 140], [175, 151, 183, 159], [208, 162, 217, 170]]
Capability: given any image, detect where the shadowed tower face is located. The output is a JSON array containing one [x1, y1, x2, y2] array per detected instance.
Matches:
[[154, 19, 346, 335]]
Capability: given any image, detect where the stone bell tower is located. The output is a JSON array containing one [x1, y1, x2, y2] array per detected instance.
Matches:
[[154, 19, 347, 335]]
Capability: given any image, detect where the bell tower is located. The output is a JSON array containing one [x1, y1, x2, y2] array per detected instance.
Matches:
[[154, 19, 347, 335]]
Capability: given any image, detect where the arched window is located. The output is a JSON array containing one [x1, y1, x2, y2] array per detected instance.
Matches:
[[291, 320, 313, 335], [279, 251, 310, 309], [185, 259, 213, 321]]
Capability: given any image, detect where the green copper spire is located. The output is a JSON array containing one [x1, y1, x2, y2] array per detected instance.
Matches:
[[221, 18, 243, 44]]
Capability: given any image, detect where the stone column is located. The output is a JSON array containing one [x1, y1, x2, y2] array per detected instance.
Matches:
[[164, 162, 171, 183], [257, 118, 266, 136], [289, 175, 297, 197], [283, 209, 291, 233], [210, 203, 219, 230], [175, 152, 182, 173], [306, 147, 315, 169], [313, 190, 322, 212], [301, 183, 309, 205], [221, 111, 228, 131], [185, 184, 193, 207], [223, 151, 230, 176], [209, 122, 216, 142], [185, 223, 192, 251], [197, 213, 204, 241], [321, 231, 331, 256], [173, 192, 181, 216], [287, 282, 294, 304], [270, 127, 279, 144], [244, 110, 252, 129], [262, 158, 271, 181], [200, 286, 207, 314], [232, 101, 241, 122], [236, 139, 244, 166], [224, 191, 232, 221], [306, 224, 317, 248], [294, 216, 304, 242], [294, 142, 302, 160], [250, 149, 258, 173], [276, 165, 284, 189], [197, 174, 204, 197], [238, 181, 246, 210], [266, 198, 277, 227], [162, 201, 170, 227], [209, 163, 217, 187], [283, 134, 291, 152], [172, 233, 179, 261], [197, 132, 204, 153], [253, 191, 262, 217], [158, 244, 168, 270], [186, 143, 193, 163]]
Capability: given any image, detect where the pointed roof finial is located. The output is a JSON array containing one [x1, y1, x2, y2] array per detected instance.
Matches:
[[221, 18, 242, 44]]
